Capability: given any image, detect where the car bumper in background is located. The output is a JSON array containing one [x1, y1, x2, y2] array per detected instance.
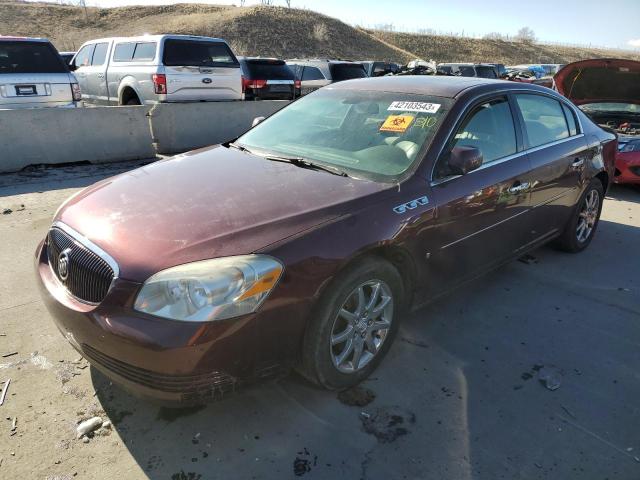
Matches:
[[614, 152, 640, 184], [0, 100, 82, 110]]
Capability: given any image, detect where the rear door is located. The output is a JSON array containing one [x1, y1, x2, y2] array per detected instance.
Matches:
[[161, 39, 242, 101], [512, 93, 588, 242], [0, 40, 73, 108], [425, 96, 533, 290]]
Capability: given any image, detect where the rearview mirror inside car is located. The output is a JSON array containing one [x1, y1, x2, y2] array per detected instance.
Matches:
[[448, 146, 483, 175], [252, 116, 266, 127]]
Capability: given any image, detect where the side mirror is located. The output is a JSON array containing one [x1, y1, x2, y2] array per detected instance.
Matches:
[[448, 146, 483, 175], [252, 116, 265, 127]]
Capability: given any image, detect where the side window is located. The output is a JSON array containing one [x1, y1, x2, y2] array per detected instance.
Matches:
[[132, 42, 157, 61], [447, 97, 517, 167], [301, 66, 324, 81], [113, 42, 135, 62], [91, 43, 108, 66], [562, 103, 578, 136], [74, 44, 94, 68], [515, 94, 570, 147]]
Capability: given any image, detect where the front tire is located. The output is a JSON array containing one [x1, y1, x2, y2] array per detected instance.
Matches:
[[297, 257, 404, 390], [555, 178, 604, 253]]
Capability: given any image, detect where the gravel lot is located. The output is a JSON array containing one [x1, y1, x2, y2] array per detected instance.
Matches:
[[0, 162, 639, 480]]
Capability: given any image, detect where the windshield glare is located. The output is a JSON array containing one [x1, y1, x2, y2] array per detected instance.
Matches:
[[237, 88, 451, 182]]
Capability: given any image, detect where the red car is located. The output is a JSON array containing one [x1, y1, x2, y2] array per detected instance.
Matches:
[[36, 77, 615, 404], [555, 58, 640, 185]]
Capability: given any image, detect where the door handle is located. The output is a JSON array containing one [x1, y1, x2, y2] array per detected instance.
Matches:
[[97, 73, 105, 79], [572, 158, 584, 169], [508, 182, 530, 194]]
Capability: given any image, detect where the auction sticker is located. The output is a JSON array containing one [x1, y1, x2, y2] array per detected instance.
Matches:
[[388, 101, 441, 114], [380, 114, 415, 133]]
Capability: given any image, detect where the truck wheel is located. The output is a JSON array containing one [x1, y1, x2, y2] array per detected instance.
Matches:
[[297, 257, 404, 390]]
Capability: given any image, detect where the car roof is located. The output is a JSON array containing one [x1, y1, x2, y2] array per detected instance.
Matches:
[[81, 34, 226, 44], [286, 59, 360, 65], [0, 36, 51, 43], [326, 75, 551, 98]]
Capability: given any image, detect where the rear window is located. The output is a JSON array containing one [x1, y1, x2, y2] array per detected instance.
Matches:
[[301, 66, 324, 81], [243, 60, 294, 80], [132, 42, 156, 61], [113, 42, 157, 62], [0, 41, 67, 74], [476, 66, 497, 79], [162, 40, 238, 68], [113, 42, 136, 62], [458, 66, 476, 77], [329, 63, 367, 82]]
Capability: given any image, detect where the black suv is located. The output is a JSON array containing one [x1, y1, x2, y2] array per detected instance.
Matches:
[[239, 57, 297, 100]]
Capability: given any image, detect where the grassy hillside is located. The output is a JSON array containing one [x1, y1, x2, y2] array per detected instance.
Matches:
[[1, 1, 638, 65], [367, 30, 640, 64], [0, 2, 412, 62]]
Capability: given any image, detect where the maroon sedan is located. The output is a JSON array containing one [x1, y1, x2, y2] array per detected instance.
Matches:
[[36, 76, 616, 404]]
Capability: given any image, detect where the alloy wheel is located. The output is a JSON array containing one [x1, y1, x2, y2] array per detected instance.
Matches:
[[576, 189, 600, 243], [329, 280, 394, 374]]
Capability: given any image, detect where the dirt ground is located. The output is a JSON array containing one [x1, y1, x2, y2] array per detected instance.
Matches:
[[0, 162, 639, 480]]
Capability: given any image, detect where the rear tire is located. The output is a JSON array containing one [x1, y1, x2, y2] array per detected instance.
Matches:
[[554, 178, 604, 253], [123, 96, 141, 106], [297, 257, 404, 390]]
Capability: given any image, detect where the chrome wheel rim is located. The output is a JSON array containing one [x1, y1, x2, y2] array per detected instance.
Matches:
[[330, 280, 394, 374], [576, 190, 600, 243]]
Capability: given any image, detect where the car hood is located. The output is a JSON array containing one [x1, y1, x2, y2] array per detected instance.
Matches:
[[56, 146, 392, 281], [554, 58, 640, 106]]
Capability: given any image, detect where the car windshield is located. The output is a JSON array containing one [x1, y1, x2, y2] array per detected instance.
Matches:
[[236, 88, 452, 182], [329, 63, 368, 81], [0, 41, 67, 74], [162, 40, 239, 68], [580, 103, 640, 114]]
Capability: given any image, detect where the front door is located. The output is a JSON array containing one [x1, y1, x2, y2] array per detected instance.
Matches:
[[421, 96, 533, 296], [84, 42, 110, 104]]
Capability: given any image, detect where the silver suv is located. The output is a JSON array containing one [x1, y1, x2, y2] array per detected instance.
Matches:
[[285, 59, 367, 96], [71, 35, 243, 105], [0, 37, 81, 109]]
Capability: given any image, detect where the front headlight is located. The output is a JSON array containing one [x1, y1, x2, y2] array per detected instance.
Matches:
[[134, 255, 283, 322]]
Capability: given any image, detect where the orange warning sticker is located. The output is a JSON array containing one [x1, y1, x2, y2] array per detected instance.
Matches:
[[380, 114, 414, 133]]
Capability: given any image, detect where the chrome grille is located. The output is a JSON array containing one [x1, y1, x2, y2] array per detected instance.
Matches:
[[47, 227, 115, 304]]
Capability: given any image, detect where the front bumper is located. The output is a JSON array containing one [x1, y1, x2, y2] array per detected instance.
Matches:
[[614, 152, 640, 185], [35, 240, 285, 405]]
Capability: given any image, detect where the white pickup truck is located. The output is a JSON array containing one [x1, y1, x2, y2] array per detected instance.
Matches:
[[70, 34, 243, 105]]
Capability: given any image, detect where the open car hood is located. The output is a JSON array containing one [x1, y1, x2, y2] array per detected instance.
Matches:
[[554, 58, 640, 106]]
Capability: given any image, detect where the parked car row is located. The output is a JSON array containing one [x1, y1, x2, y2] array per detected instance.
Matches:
[[2, 35, 639, 188]]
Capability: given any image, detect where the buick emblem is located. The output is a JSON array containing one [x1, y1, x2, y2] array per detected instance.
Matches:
[[202, 77, 212, 84], [58, 248, 71, 281]]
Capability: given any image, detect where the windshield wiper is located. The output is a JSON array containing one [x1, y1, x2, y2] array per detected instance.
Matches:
[[227, 142, 251, 153], [262, 154, 349, 177], [228, 144, 349, 177]]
